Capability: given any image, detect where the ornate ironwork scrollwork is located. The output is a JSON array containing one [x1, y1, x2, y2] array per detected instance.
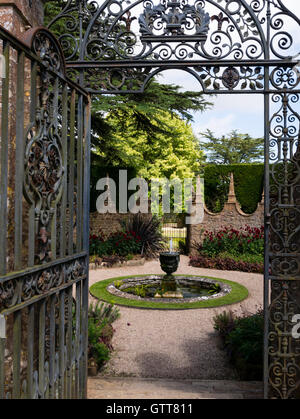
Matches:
[[22, 29, 66, 264], [23, 28, 66, 74], [0, 257, 86, 310], [139, 0, 210, 40], [268, 280, 300, 399], [48, 0, 300, 94], [268, 64, 300, 398], [269, 69, 300, 277]]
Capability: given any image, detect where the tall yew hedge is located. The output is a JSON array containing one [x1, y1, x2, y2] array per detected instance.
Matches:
[[90, 163, 264, 215], [204, 164, 264, 214]]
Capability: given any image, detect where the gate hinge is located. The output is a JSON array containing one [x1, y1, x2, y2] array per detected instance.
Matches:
[[0, 314, 6, 339]]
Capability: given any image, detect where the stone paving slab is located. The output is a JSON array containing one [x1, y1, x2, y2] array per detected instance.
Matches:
[[88, 377, 263, 399]]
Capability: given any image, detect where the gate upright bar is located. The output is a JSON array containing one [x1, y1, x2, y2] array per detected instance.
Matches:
[[0, 0, 300, 399], [0, 25, 91, 399]]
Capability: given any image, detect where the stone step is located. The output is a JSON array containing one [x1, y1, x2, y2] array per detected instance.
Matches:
[[88, 377, 263, 399]]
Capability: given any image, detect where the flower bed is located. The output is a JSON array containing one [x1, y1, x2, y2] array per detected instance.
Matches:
[[90, 230, 142, 258], [190, 226, 264, 273], [89, 214, 165, 262], [189, 255, 263, 273]]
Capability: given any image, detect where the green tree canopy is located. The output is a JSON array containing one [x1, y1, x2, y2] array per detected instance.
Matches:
[[91, 79, 212, 169], [199, 129, 264, 164], [98, 109, 204, 180]]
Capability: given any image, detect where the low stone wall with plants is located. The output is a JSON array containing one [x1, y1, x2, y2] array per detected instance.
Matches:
[[89, 214, 165, 266]]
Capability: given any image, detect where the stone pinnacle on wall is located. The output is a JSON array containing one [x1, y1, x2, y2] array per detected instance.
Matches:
[[227, 172, 237, 204]]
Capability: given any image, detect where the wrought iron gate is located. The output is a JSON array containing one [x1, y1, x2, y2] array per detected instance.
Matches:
[[0, 25, 91, 398], [47, 0, 300, 399], [1, 0, 300, 399]]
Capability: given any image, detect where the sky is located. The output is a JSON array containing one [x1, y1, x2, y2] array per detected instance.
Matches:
[[157, 0, 300, 140]]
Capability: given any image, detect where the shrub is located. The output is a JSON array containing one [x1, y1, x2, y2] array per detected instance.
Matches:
[[213, 310, 236, 340], [88, 302, 120, 370], [88, 301, 120, 325], [107, 231, 142, 257], [89, 229, 142, 258], [88, 322, 111, 368], [124, 214, 165, 258], [213, 309, 264, 380]]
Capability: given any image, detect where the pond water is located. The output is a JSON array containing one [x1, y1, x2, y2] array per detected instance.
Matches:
[[120, 279, 221, 299]]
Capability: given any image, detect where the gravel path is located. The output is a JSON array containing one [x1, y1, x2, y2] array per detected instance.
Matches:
[[89, 256, 263, 380]]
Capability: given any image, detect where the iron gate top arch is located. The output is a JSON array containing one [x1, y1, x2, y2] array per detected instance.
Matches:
[[47, 0, 300, 94]]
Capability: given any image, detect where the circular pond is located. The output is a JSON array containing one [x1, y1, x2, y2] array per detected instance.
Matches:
[[89, 275, 249, 310]]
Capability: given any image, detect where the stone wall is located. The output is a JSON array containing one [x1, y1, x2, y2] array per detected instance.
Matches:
[[0, 0, 44, 36], [89, 211, 155, 237], [89, 212, 133, 237], [90, 174, 264, 251], [187, 173, 264, 253]]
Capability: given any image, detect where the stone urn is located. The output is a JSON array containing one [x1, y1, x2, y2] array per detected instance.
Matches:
[[158, 252, 182, 298], [159, 252, 180, 278]]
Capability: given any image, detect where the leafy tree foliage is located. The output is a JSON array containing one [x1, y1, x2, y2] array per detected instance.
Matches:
[[91, 80, 211, 173], [99, 109, 204, 180], [199, 130, 264, 164]]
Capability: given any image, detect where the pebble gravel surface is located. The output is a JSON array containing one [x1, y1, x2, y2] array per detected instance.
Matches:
[[89, 256, 263, 380]]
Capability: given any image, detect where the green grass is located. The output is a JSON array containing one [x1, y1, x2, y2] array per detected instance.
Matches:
[[89, 275, 249, 310]]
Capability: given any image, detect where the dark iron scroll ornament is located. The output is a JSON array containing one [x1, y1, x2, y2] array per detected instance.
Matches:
[[138, 0, 210, 40], [0, 23, 90, 400], [47, 0, 300, 94], [46, 0, 300, 400], [0, 258, 86, 310], [23, 28, 66, 74], [266, 66, 300, 399], [23, 29, 66, 264]]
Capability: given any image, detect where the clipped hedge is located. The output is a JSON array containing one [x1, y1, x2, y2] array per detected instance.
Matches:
[[204, 164, 264, 214], [90, 162, 137, 212]]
